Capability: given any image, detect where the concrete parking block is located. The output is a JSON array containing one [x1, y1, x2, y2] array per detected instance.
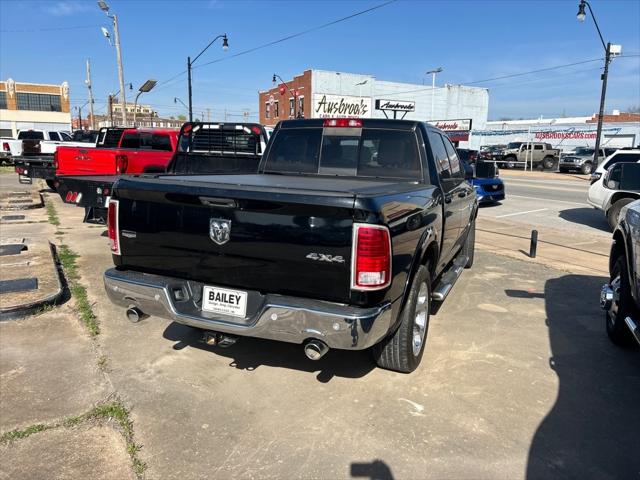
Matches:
[[0, 425, 134, 480], [0, 190, 43, 211], [0, 311, 109, 433], [0, 240, 62, 316]]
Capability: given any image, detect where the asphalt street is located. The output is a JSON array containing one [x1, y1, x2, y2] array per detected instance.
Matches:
[[478, 176, 611, 237]]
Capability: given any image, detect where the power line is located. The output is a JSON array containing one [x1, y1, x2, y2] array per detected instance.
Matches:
[[152, 0, 397, 91], [375, 55, 640, 97], [0, 25, 102, 33], [195, 0, 398, 70]]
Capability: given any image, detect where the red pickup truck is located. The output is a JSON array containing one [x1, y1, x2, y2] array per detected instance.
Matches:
[[55, 128, 178, 177]]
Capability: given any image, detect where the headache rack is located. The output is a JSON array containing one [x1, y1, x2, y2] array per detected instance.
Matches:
[[184, 123, 263, 156]]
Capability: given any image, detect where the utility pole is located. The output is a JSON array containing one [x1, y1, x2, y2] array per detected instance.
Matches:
[[207, 108, 211, 122], [593, 42, 611, 164], [108, 95, 114, 126], [86, 59, 95, 130]]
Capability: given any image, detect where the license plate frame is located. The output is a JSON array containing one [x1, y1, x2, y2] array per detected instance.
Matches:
[[202, 285, 248, 318]]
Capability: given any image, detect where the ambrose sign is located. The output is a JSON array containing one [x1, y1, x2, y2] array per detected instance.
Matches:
[[313, 94, 371, 119]]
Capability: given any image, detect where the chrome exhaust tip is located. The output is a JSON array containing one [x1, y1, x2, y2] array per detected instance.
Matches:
[[126, 307, 144, 323], [304, 339, 329, 360]]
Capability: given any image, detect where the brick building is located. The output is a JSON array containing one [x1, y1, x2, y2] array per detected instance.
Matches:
[[259, 70, 312, 126], [0, 78, 71, 137]]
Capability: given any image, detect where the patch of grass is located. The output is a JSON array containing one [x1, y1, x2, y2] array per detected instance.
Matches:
[[46, 201, 60, 227], [87, 401, 147, 477], [57, 245, 99, 336], [0, 423, 51, 443], [33, 303, 56, 316], [0, 165, 14, 174], [1, 401, 147, 479], [97, 355, 108, 372]]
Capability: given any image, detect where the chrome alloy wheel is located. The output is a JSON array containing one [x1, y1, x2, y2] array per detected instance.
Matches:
[[412, 282, 429, 356], [603, 275, 621, 325]]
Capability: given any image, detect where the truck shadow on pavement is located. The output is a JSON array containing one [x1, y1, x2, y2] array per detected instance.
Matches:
[[162, 322, 376, 382], [524, 273, 640, 479], [557, 207, 611, 233]]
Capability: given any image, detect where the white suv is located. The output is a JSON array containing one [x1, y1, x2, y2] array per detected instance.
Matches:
[[588, 149, 640, 229]]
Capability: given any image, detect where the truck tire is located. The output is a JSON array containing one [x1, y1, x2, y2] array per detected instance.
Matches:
[[462, 219, 475, 268], [503, 156, 516, 169], [373, 265, 431, 373], [542, 156, 555, 170], [606, 256, 636, 347], [607, 198, 634, 230], [580, 162, 593, 175]]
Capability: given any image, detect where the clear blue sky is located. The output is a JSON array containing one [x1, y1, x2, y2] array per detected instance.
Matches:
[[1, 0, 638, 121]]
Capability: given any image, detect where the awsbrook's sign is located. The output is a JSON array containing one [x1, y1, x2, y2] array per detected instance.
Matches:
[[429, 119, 473, 142], [312, 94, 371, 119], [429, 119, 472, 132], [375, 99, 415, 112]]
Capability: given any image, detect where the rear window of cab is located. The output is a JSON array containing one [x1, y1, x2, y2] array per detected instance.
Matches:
[[263, 127, 422, 180]]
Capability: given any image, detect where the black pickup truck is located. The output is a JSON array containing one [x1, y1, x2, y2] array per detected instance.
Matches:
[[103, 118, 477, 373]]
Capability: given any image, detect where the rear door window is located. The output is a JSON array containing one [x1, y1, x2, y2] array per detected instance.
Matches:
[[120, 133, 140, 149], [603, 153, 640, 170], [151, 134, 172, 151], [48, 132, 61, 141], [427, 131, 452, 183], [442, 136, 463, 179]]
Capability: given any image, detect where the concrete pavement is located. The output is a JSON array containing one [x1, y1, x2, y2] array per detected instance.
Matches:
[[45, 187, 639, 479], [1, 170, 637, 479]]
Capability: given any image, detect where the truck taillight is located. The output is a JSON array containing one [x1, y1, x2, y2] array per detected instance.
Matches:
[[107, 199, 120, 255], [53, 151, 59, 170], [351, 224, 391, 290], [115, 154, 128, 174], [2, 142, 9, 152], [324, 118, 363, 128]]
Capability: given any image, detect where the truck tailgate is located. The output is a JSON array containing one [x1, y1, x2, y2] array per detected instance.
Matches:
[[113, 174, 368, 303]]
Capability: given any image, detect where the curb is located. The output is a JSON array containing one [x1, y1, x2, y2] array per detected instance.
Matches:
[[0, 242, 66, 320]]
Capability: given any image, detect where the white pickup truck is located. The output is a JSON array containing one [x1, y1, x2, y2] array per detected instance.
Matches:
[[1, 129, 95, 161]]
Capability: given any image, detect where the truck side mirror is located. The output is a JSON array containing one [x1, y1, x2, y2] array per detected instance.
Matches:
[[463, 161, 474, 180]]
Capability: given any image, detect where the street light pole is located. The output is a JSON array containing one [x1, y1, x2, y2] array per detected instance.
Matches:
[[576, 0, 619, 166], [187, 34, 228, 122], [98, 1, 128, 126], [272, 74, 300, 119], [426, 67, 443, 120], [133, 79, 157, 127]]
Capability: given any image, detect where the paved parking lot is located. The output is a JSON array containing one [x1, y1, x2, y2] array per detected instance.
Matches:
[[1, 173, 639, 479]]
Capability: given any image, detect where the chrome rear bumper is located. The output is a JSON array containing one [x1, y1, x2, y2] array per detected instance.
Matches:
[[103, 268, 393, 350]]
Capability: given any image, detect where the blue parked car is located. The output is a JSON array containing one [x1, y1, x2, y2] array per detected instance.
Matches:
[[472, 162, 505, 204]]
